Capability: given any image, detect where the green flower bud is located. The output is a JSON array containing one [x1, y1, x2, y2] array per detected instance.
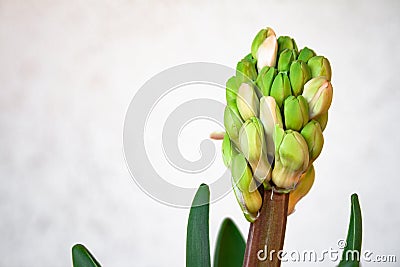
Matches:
[[231, 154, 262, 222], [231, 153, 254, 192], [284, 95, 309, 131], [259, 96, 283, 160], [256, 66, 277, 96], [242, 191, 262, 215], [272, 127, 309, 189], [224, 106, 243, 146], [297, 47, 316, 63], [277, 36, 298, 55], [308, 56, 332, 80], [289, 60, 311, 96], [302, 77, 333, 119], [236, 83, 260, 121], [222, 133, 238, 168], [314, 112, 328, 132], [236, 56, 257, 82], [239, 117, 272, 183], [288, 164, 315, 215], [277, 49, 296, 72], [232, 185, 262, 222], [251, 27, 278, 71], [225, 76, 241, 109], [301, 120, 324, 162], [270, 72, 292, 108]]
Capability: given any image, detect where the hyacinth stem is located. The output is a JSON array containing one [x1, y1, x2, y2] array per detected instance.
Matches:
[[243, 190, 289, 267]]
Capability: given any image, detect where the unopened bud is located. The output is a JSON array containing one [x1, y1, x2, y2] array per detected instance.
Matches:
[[288, 165, 315, 215], [297, 47, 316, 63], [302, 77, 333, 119], [256, 66, 277, 96], [222, 133, 238, 168], [260, 96, 283, 160], [277, 49, 296, 72], [251, 27, 278, 71], [236, 55, 258, 82], [308, 55, 332, 80], [231, 154, 262, 222], [270, 72, 292, 108], [224, 106, 243, 146], [237, 83, 260, 121], [283, 95, 309, 131], [289, 60, 311, 96], [239, 117, 271, 183], [272, 127, 309, 189], [277, 36, 298, 55], [301, 120, 324, 162]]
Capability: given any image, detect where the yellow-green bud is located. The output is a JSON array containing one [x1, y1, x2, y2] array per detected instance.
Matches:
[[288, 164, 315, 215], [236, 83, 260, 121], [243, 191, 262, 214], [289, 60, 311, 96], [277, 49, 296, 72], [224, 106, 243, 146], [231, 154, 262, 222], [225, 76, 241, 109], [260, 96, 283, 160], [222, 133, 238, 168], [236, 56, 257, 82], [256, 66, 277, 96], [308, 56, 332, 80], [301, 120, 324, 162], [272, 127, 309, 189], [232, 184, 262, 222], [302, 77, 333, 119], [270, 72, 292, 108], [239, 117, 271, 183], [314, 112, 328, 132], [277, 36, 298, 55], [297, 47, 316, 63], [251, 27, 278, 71], [231, 153, 253, 192], [284, 95, 309, 131]]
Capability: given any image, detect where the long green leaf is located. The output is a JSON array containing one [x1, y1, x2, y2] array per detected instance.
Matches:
[[213, 218, 245, 267], [338, 194, 362, 267], [186, 184, 211, 267], [72, 244, 101, 267]]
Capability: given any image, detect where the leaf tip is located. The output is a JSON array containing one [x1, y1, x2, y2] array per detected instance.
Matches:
[[192, 183, 210, 207], [351, 193, 359, 202]]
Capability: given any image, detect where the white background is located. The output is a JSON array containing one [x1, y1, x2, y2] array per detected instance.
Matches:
[[1, 0, 400, 266]]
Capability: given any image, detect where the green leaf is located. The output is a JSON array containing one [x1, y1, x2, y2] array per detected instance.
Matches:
[[186, 184, 211, 267], [338, 194, 362, 267], [213, 218, 245, 267], [72, 244, 101, 267]]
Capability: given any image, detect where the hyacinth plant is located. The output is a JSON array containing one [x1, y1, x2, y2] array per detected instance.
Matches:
[[71, 27, 363, 267], [223, 27, 331, 224], [221, 26, 338, 266]]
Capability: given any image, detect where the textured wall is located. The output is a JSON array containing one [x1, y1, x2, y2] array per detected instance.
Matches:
[[1, 1, 399, 266]]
